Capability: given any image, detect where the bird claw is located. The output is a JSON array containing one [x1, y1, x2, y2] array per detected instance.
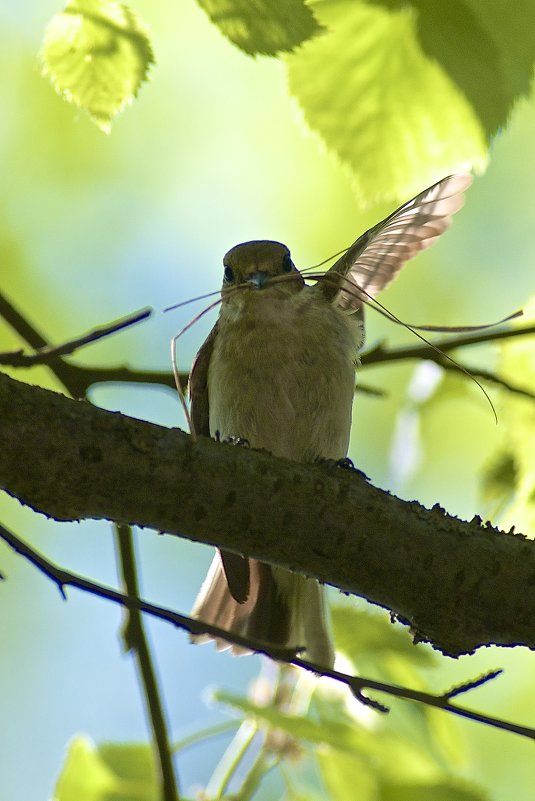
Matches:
[[317, 457, 369, 480], [317, 456, 354, 470], [214, 431, 250, 447]]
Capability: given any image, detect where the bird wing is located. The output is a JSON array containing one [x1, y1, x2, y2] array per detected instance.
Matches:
[[319, 174, 473, 310], [189, 321, 251, 605], [189, 321, 219, 437]]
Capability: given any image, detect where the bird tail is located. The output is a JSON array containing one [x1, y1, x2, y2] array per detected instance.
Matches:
[[191, 552, 334, 667]]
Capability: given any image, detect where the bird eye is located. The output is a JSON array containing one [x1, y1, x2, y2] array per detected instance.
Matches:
[[223, 265, 234, 283], [282, 254, 293, 273]]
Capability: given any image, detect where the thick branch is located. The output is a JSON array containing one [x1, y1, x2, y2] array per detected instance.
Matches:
[[0, 371, 533, 657]]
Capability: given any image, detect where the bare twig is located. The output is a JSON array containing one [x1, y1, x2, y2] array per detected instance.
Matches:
[[443, 670, 503, 700], [0, 292, 158, 397], [1, 522, 533, 743], [360, 324, 535, 366], [114, 524, 180, 801], [434, 360, 535, 401], [0, 305, 152, 366]]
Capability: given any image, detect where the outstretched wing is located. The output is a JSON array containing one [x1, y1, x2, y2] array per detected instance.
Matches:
[[320, 174, 473, 310]]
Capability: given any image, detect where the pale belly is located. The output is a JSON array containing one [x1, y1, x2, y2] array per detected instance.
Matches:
[[207, 289, 361, 462]]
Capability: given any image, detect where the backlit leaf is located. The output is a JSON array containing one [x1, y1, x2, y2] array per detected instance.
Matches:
[[41, 0, 154, 132], [197, 0, 325, 56]]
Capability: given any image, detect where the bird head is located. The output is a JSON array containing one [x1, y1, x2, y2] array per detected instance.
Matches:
[[221, 241, 304, 299]]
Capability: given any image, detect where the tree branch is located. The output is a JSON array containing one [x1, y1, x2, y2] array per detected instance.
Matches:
[[114, 524, 180, 801], [0, 305, 152, 366], [360, 323, 535, 365], [1, 522, 533, 742], [1, 370, 533, 657]]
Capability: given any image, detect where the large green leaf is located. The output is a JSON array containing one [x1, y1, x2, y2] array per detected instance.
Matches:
[[372, 0, 535, 138], [286, 0, 535, 204], [41, 0, 154, 133], [196, 0, 325, 55], [53, 737, 158, 801]]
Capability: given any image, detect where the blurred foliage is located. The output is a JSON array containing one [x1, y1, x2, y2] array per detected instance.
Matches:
[[54, 738, 158, 801], [206, 604, 488, 800], [480, 450, 518, 519], [488, 296, 535, 533]]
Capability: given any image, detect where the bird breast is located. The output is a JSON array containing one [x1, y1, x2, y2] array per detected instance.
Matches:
[[207, 288, 362, 461]]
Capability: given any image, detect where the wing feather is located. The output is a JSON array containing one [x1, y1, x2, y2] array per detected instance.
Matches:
[[189, 321, 251, 604], [320, 174, 472, 309]]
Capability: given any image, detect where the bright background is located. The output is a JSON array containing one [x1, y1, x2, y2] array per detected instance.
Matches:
[[1, 2, 535, 799]]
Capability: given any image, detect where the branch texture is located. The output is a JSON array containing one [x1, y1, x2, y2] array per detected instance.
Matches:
[[0, 371, 533, 657]]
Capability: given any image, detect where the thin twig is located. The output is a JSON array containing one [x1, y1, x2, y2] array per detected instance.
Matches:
[[1, 522, 533, 743], [114, 524, 180, 801], [443, 669, 503, 700], [0, 305, 152, 366], [433, 360, 535, 401], [0, 291, 157, 398], [360, 324, 535, 366]]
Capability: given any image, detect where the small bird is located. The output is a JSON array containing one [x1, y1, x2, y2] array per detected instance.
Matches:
[[189, 174, 472, 666]]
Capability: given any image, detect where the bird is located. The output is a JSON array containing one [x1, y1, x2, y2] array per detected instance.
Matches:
[[188, 174, 472, 667]]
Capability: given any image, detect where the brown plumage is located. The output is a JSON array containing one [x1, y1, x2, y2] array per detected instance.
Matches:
[[189, 175, 472, 666]]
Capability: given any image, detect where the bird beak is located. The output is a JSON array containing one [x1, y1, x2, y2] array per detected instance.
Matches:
[[246, 271, 269, 289]]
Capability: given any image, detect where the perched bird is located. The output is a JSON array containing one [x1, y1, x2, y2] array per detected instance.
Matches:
[[189, 174, 472, 666]]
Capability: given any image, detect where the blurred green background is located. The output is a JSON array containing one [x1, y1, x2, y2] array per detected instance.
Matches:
[[1, 2, 535, 799]]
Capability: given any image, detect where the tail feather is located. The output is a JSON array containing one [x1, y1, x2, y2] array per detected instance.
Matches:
[[191, 552, 334, 666]]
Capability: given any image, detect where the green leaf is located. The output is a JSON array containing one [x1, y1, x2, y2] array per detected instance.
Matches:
[[216, 688, 440, 781], [54, 737, 117, 801], [332, 605, 435, 668], [41, 0, 154, 133], [380, 779, 489, 801], [53, 737, 158, 801], [196, 0, 325, 56], [286, 0, 490, 204], [373, 0, 535, 139], [317, 749, 378, 801], [214, 689, 370, 753], [328, 607, 465, 768], [98, 743, 158, 795]]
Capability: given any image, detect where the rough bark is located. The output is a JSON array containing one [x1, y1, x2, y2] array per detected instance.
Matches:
[[0, 370, 533, 657]]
